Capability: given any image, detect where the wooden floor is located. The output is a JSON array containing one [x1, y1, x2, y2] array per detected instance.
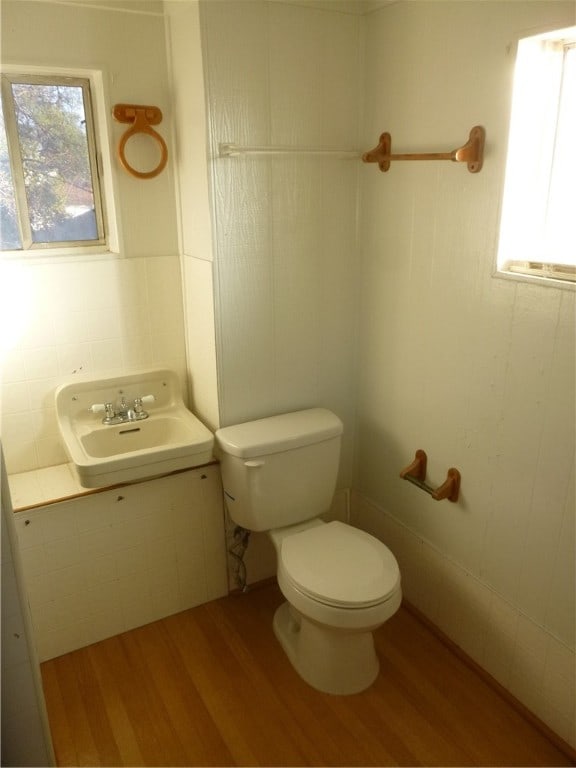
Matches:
[[41, 583, 572, 767]]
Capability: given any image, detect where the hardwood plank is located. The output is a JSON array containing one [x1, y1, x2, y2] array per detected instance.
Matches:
[[86, 641, 146, 767], [41, 583, 574, 767], [41, 660, 80, 767], [167, 603, 316, 766], [72, 649, 123, 767], [98, 633, 191, 766], [46, 648, 116, 766], [378, 608, 569, 766], [131, 620, 236, 766]]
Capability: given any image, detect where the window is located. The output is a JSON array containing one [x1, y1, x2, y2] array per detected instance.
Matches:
[[0, 74, 105, 252], [497, 26, 576, 285]]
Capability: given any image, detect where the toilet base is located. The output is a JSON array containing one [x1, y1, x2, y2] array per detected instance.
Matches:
[[273, 601, 380, 695]]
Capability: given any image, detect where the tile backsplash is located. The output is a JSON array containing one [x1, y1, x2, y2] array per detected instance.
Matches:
[[1, 254, 186, 474]]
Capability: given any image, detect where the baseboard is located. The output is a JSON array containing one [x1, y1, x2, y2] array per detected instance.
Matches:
[[228, 575, 277, 597], [403, 599, 576, 764]]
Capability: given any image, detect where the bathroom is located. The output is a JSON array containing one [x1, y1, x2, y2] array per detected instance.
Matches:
[[1, 0, 574, 764]]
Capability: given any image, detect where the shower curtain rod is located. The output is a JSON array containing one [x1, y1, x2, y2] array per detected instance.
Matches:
[[219, 142, 360, 157]]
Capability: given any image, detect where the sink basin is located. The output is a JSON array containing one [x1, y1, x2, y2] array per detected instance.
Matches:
[[55, 368, 214, 488]]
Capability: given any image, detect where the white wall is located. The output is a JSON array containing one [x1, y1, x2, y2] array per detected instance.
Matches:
[[164, 0, 220, 431], [354, 0, 575, 746], [0, 0, 186, 473], [199, 0, 362, 490], [192, 0, 364, 585]]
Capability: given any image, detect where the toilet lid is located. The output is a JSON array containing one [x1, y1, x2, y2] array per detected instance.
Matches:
[[280, 521, 400, 608]]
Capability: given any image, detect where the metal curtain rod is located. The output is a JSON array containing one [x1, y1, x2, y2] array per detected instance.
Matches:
[[219, 142, 360, 158]]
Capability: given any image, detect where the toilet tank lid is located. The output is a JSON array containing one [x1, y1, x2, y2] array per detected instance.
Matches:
[[215, 408, 343, 458]]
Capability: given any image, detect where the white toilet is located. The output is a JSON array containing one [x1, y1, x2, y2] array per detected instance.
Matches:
[[215, 408, 402, 695]]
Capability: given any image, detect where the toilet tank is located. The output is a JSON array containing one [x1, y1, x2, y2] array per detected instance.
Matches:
[[215, 408, 343, 531]]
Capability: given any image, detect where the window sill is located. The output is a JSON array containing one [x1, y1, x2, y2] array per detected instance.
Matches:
[[493, 267, 576, 291], [0, 246, 121, 264]]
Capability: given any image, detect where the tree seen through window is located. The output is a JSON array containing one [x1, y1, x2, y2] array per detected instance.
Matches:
[[0, 75, 104, 251]]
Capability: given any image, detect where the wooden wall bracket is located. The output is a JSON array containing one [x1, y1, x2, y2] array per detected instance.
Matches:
[[112, 103, 168, 180], [400, 449, 461, 503], [363, 126, 485, 174]]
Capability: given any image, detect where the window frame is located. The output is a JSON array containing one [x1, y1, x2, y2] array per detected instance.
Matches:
[[1, 71, 109, 255], [495, 26, 576, 289]]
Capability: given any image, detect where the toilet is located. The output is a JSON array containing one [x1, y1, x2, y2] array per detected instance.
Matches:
[[215, 408, 402, 695]]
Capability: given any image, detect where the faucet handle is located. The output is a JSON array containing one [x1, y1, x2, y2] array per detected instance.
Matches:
[[89, 402, 114, 414], [133, 394, 155, 413], [89, 402, 116, 421]]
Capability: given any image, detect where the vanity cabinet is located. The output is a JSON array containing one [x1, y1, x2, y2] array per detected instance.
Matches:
[[13, 465, 227, 661]]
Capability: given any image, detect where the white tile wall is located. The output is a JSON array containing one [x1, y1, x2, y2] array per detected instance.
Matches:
[[13, 465, 228, 662], [354, 0, 575, 748], [165, 1, 221, 435], [1, 255, 187, 475], [352, 491, 576, 748], [0, 0, 185, 475], [200, 0, 361, 488], [180, 256, 220, 431]]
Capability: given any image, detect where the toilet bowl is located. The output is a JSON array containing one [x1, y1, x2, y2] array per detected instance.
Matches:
[[269, 519, 402, 694], [215, 408, 403, 695]]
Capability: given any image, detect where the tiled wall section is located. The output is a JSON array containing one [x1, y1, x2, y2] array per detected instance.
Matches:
[[200, 1, 361, 488], [352, 491, 576, 748], [1, 254, 187, 475], [355, 0, 575, 749], [166, 1, 221, 433], [0, 0, 184, 475], [180, 255, 220, 431], [13, 465, 227, 662]]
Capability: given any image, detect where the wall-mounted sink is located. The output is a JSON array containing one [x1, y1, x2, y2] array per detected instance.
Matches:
[[55, 368, 214, 488]]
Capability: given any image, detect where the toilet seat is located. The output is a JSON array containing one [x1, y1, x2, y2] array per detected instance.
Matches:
[[279, 521, 400, 609]]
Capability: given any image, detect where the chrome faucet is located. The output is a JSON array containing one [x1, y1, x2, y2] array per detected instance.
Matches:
[[89, 394, 155, 425], [116, 396, 135, 422]]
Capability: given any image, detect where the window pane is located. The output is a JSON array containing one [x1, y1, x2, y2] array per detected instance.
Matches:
[[544, 45, 576, 266], [11, 82, 98, 243], [0, 94, 22, 249], [496, 27, 576, 283]]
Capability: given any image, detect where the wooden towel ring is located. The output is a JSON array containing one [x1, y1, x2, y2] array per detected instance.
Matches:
[[113, 104, 168, 180]]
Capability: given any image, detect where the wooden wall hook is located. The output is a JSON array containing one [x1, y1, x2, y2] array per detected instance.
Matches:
[[399, 448, 427, 482], [431, 468, 461, 503], [113, 103, 168, 180]]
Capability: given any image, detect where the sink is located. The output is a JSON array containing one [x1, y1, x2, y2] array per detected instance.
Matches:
[[55, 368, 214, 488]]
